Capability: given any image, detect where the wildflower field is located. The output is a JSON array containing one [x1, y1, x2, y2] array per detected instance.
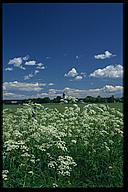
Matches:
[[3, 103, 123, 187]]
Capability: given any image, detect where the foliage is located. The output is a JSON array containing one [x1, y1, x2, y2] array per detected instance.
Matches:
[[3, 103, 123, 187], [3, 95, 123, 104]]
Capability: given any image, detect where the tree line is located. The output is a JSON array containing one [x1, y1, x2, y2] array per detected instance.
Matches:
[[3, 95, 123, 104]]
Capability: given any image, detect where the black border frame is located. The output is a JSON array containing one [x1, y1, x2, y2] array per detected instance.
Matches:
[[1, 0, 127, 191]]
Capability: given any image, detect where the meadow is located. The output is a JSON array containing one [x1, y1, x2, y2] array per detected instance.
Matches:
[[3, 102, 123, 188], [3, 102, 123, 113]]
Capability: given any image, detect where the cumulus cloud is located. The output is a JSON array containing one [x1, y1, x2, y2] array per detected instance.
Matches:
[[47, 89, 62, 98], [3, 81, 46, 92], [38, 85, 123, 99], [46, 56, 51, 59], [65, 68, 78, 78], [24, 70, 39, 80], [65, 68, 86, 81], [23, 55, 30, 61], [8, 57, 26, 70], [3, 89, 29, 99], [74, 75, 83, 80], [5, 67, 13, 71], [8, 57, 22, 66], [37, 63, 44, 67], [3, 84, 123, 99], [44, 85, 123, 99], [25, 60, 36, 65], [34, 70, 39, 75], [19, 66, 26, 70], [24, 73, 34, 80], [3, 85, 6, 91], [90, 65, 123, 78], [36, 93, 49, 97], [102, 85, 123, 93], [37, 66, 45, 69], [36, 88, 64, 99], [3, 92, 17, 97], [3, 92, 25, 98], [63, 85, 123, 98], [94, 51, 116, 59], [80, 72, 86, 77], [8, 56, 45, 72], [36, 63, 45, 70], [48, 83, 54, 86]]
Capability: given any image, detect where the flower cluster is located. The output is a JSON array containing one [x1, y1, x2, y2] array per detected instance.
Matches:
[[3, 103, 123, 187], [60, 96, 78, 103]]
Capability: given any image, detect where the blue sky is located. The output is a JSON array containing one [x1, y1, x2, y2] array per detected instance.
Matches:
[[3, 3, 123, 99]]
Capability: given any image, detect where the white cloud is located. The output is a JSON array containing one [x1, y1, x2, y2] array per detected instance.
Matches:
[[65, 68, 86, 81], [19, 66, 26, 70], [36, 63, 45, 69], [46, 56, 51, 59], [45, 85, 123, 98], [3, 81, 46, 92], [65, 68, 78, 78], [102, 85, 123, 93], [3, 85, 6, 90], [8, 56, 26, 70], [37, 63, 44, 67], [23, 55, 29, 61], [25, 60, 36, 65], [3, 92, 16, 97], [8, 57, 22, 66], [24, 70, 39, 80], [94, 51, 116, 59], [3, 89, 28, 99], [24, 73, 34, 80], [63, 85, 123, 98], [90, 65, 123, 78], [36, 93, 49, 97], [3, 84, 123, 99], [35, 88, 63, 99], [80, 72, 86, 77], [34, 70, 39, 75], [48, 83, 54, 86], [36, 66, 45, 70], [74, 75, 83, 80], [3, 92, 25, 98], [5, 67, 13, 71]]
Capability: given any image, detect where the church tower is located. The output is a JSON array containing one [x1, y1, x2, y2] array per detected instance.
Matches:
[[63, 92, 66, 99]]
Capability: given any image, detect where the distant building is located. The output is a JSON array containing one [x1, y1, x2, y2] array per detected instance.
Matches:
[[3, 100, 23, 104], [63, 92, 66, 99], [11, 101, 18, 104]]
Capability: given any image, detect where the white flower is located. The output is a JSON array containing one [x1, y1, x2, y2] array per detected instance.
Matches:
[[53, 183, 58, 188], [48, 161, 57, 169], [3, 102, 123, 187], [30, 159, 35, 163], [21, 153, 31, 157], [71, 140, 77, 144], [28, 171, 34, 175], [2, 170, 9, 180], [105, 146, 110, 151]]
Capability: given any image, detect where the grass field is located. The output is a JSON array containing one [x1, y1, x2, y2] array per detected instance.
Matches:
[[3, 102, 123, 113]]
